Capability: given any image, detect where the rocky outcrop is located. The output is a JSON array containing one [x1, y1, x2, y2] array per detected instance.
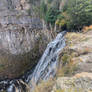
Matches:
[[0, 0, 51, 80], [51, 31, 92, 92], [52, 74, 92, 92], [31, 31, 92, 92], [65, 31, 92, 74]]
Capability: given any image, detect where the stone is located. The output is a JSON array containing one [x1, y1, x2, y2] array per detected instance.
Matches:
[[52, 74, 92, 92], [0, 0, 50, 80]]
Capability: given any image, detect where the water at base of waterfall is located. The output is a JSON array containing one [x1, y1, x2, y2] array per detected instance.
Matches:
[[0, 31, 66, 92]]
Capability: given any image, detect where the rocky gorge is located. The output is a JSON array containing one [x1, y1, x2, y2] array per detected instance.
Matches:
[[0, 0, 51, 80], [0, 0, 92, 92], [33, 30, 92, 92]]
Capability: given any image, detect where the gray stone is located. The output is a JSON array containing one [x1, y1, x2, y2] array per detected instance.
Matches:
[[0, 0, 50, 79]]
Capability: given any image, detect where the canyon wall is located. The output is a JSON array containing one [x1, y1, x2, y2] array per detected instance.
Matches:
[[0, 0, 50, 80]]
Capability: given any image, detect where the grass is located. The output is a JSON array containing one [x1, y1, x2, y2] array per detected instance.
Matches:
[[57, 47, 78, 77], [33, 46, 79, 92], [33, 79, 55, 92], [65, 32, 87, 46], [55, 88, 84, 92], [33, 31, 92, 92]]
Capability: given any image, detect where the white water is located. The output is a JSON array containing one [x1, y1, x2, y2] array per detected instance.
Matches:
[[0, 31, 66, 92], [28, 31, 66, 85]]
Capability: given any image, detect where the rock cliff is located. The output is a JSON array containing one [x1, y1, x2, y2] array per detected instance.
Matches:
[[0, 0, 50, 80]]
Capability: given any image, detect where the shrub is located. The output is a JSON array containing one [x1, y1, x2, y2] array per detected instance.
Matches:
[[57, 47, 78, 77], [39, 0, 61, 29], [40, 1, 47, 19], [56, 12, 70, 30], [33, 79, 55, 92], [55, 0, 92, 31], [45, 7, 60, 27], [65, 0, 92, 31]]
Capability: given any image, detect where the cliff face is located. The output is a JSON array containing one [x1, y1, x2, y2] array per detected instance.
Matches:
[[0, 0, 29, 10], [0, 0, 50, 80]]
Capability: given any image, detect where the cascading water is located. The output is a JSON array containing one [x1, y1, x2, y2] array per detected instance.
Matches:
[[0, 31, 66, 92], [28, 31, 66, 84]]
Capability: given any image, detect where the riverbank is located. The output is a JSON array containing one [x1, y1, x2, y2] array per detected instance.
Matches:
[[33, 30, 92, 92]]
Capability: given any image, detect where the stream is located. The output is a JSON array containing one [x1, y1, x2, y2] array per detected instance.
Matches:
[[0, 31, 66, 92]]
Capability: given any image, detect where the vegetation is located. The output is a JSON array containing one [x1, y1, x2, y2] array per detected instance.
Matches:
[[33, 79, 55, 92], [56, 0, 92, 31], [45, 7, 60, 28], [32, 31, 92, 92], [40, 0, 61, 29], [57, 46, 78, 77], [65, 0, 92, 31], [55, 88, 83, 92], [29, 0, 92, 31]]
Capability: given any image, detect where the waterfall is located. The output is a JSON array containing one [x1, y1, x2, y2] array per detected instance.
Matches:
[[28, 31, 66, 84], [0, 31, 66, 92]]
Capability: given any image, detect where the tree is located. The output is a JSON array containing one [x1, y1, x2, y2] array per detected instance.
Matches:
[[45, 7, 60, 27], [40, 1, 47, 19], [40, 0, 61, 29], [56, 0, 92, 31], [67, 0, 92, 30]]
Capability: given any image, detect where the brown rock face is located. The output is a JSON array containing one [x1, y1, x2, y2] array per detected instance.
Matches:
[[0, 0, 50, 80]]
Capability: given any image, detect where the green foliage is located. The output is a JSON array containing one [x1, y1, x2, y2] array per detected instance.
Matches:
[[47, 0, 54, 4], [67, 0, 92, 30], [57, 0, 92, 31], [56, 12, 69, 30], [45, 7, 60, 27], [29, 0, 92, 31], [40, 1, 47, 19], [29, 0, 40, 5], [40, 0, 61, 28]]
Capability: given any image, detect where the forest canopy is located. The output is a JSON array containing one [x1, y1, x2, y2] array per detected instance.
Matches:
[[29, 0, 92, 31]]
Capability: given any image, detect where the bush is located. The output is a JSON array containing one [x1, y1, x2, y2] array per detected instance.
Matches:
[[40, 1, 47, 19], [57, 47, 78, 77], [39, 0, 61, 29], [29, 0, 92, 31], [59, 0, 92, 31], [33, 79, 55, 92], [45, 7, 60, 27], [56, 12, 69, 30]]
